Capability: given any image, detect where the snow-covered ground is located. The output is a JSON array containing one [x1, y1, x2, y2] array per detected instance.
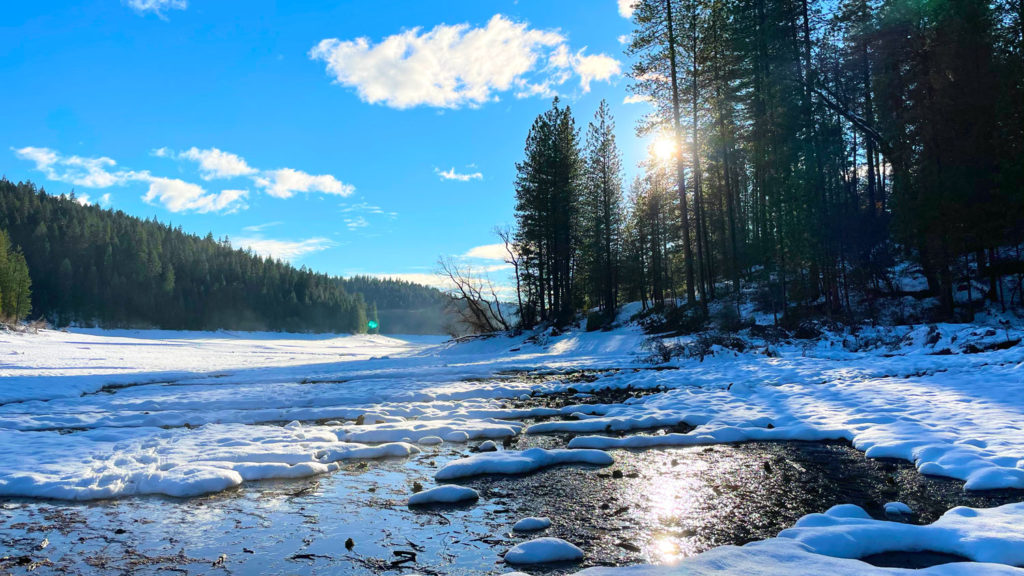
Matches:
[[2, 321, 1024, 573]]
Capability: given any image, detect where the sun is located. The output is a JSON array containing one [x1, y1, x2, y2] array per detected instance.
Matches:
[[651, 135, 677, 162]]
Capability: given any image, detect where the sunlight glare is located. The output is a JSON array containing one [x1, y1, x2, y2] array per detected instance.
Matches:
[[652, 135, 677, 162]]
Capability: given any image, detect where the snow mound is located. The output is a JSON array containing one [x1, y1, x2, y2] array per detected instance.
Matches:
[[444, 430, 470, 442], [513, 517, 552, 532], [435, 447, 614, 480], [418, 436, 443, 446], [505, 537, 584, 565], [477, 440, 498, 452], [407, 485, 479, 506], [884, 501, 913, 516]]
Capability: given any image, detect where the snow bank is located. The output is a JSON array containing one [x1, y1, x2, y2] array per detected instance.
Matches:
[[513, 517, 552, 532], [435, 447, 614, 480], [0, 423, 420, 499], [568, 424, 851, 450], [504, 537, 584, 565], [407, 485, 479, 506], [525, 412, 710, 434], [339, 419, 523, 444], [564, 503, 1024, 575]]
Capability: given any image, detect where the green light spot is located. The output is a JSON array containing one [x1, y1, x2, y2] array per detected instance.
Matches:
[[367, 320, 379, 330]]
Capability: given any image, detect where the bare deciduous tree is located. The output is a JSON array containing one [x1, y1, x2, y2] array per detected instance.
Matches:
[[437, 257, 510, 334]]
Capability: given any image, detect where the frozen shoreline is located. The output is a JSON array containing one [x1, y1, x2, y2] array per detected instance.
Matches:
[[2, 322, 1024, 572]]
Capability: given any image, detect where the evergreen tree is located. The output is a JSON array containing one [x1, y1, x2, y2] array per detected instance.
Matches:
[[513, 98, 584, 328], [581, 100, 626, 316]]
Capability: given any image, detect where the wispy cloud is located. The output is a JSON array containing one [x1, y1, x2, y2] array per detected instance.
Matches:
[[14, 146, 249, 214], [13, 146, 139, 188], [310, 14, 620, 109], [242, 221, 282, 233], [344, 216, 370, 230], [463, 243, 508, 260], [363, 272, 452, 290], [124, 0, 186, 18], [234, 236, 335, 262], [436, 167, 483, 182]]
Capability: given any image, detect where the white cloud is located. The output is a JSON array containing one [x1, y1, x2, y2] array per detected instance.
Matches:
[[15, 145, 356, 214], [618, 34, 632, 45], [618, 0, 636, 18], [463, 243, 508, 260], [623, 94, 653, 105], [14, 146, 245, 214], [344, 216, 370, 230], [142, 177, 248, 214], [66, 192, 112, 207], [159, 146, 355, 200], [254, 168, 354, 199], [574, 52, 621, 91], [365, 272, 453, 291], [234, 236, 335, 262], [124, 0, 186, 18], [180, 147, 257, 180], [309, 14, 620, 109], [13, 146, 138, 188], [436, 167, 483, 182], [363, 266, 514, 295]]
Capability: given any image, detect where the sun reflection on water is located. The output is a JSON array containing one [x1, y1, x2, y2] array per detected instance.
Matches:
[[615, 448, 716, 562]]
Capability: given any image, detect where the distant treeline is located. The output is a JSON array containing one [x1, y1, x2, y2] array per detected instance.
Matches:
[[0, 179, 447, 333], [336, 275, 449, 334]]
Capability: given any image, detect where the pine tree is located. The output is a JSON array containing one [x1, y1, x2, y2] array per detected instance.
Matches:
[[513, 98, 583, 328], [581, 100, 626, 316]]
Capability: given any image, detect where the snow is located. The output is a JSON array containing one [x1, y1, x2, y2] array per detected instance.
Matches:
[[435, 447, 615, 481], [407, 484, 479, 506], [477, 440, 499, 452], [884, 501, 913, 516], [504, 537, 585, 565], [513, 516, 552, 532], [3, 321, 1024, 571], [560, 503, 1024, 574]]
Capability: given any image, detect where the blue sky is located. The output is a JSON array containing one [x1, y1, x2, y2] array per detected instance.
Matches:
[[1, 0, 650, 288]]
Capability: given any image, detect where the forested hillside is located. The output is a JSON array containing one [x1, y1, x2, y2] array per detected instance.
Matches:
[[0, 179, 448, 333], [336, 276, 449, 334], [510, 0, 1024, 329]]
